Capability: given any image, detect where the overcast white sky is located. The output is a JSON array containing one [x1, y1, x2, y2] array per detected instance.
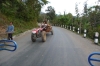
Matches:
[[41, 0, 100, 16]]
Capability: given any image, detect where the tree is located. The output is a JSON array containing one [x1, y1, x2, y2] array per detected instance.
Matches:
[[82, 1, 89, 29], [45, 6, 56, 21], [38, 12, 47, 22], [0, 0, 49, 22], [87, 5, 100, 28], [75, 3, 80, 26]]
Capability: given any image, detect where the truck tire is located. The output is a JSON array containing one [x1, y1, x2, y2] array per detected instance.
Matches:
[[42, 31, 46, 42], [31, 33, 36, 42]]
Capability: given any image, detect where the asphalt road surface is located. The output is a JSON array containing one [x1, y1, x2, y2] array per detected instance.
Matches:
[[0, 26, 100, 66]]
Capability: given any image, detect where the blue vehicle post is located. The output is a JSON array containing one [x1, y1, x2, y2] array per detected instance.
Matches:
[[88, 52, 100, 66], [0, 40, 17, 51]]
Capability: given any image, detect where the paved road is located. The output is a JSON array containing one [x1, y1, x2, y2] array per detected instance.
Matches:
[[0, 27, 100, 66]]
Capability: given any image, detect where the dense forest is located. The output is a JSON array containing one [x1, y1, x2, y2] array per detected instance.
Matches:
[[0, 0, 49, 35], [0, 0, 100, 43]]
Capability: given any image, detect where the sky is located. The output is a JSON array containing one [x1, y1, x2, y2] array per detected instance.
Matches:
[[41, 0, 100, 16]]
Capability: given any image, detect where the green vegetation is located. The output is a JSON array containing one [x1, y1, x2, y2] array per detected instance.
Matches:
[[0, 0, 100, 44], [0, 0, 48, 35], [38, 2, 100, 44]]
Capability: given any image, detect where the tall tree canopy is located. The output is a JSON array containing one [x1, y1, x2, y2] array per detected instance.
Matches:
[[45, 6, 56, 20], [0, 0, 49, 22]]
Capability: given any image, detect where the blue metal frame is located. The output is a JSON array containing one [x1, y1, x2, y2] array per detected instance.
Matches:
[[0, 40, 17, 51], [88, 52, 100, 66]]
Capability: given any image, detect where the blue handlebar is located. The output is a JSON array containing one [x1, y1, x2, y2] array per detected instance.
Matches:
[[0, 40, 17, 51], [88, 52, 100, 66]]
